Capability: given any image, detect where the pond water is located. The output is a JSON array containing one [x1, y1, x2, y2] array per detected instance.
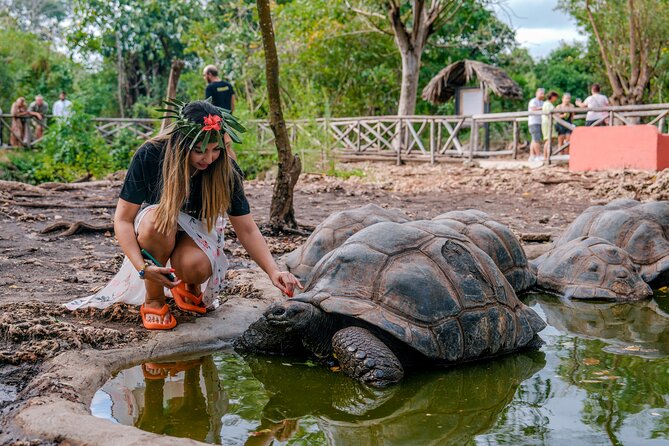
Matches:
[[92, 293, 669, 445]]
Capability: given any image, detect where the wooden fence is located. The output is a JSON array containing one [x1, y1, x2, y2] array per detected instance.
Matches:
[[3, 103, 669, 166]]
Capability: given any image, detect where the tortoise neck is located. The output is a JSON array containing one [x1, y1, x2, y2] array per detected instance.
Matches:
[[303, 308, 339, 359]]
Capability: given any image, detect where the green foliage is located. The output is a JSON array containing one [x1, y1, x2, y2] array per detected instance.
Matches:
[[108, 129, 142, 171], [33, 106, 111, 182], [534, 43, 601, 100], [0, 25, 76, 112]]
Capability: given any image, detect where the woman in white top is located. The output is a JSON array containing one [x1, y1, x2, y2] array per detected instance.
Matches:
[[576, 83, 609, 126]]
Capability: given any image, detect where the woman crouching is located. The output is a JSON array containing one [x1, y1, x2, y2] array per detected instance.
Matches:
[[66, 100, 302, 329]]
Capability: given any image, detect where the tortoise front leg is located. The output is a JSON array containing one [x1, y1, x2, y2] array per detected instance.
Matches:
[[332, 327, 404, 388]]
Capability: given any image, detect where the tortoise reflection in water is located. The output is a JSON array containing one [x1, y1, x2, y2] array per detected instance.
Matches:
[[238, 221, 546, 387], [535, 293, 669, 356], [244, 352, 545, 446]]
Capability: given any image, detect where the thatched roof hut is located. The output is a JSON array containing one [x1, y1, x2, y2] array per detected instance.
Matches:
[[422, 59, 522, 104]]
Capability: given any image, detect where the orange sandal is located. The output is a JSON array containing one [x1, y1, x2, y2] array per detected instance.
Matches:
[[171, 283, 207, 314], [140, 303, 177, 330]]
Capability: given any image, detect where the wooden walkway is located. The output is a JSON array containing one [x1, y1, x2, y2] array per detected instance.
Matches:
[[3, 103, 668, 165]]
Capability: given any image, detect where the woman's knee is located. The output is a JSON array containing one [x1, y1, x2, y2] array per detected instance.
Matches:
[[137, 210, 176, 252], [172, 250, 211, 284]]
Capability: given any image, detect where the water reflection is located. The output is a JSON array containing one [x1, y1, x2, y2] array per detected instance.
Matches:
[[245, 352, 545, 446], [93, 356, 227, 443], [532, 293, 669, 356]]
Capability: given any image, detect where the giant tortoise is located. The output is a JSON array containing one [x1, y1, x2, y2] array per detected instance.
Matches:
[[285, 204, 409, 283], [432, 209, 536, 293], [554, 199, 669, 284], [532, 236, 652, 301], [237, 221, 546, 387]]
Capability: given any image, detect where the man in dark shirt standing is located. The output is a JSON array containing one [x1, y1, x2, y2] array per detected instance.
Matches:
[[203, 65, 235, 112], [203, 64, 237, 159]]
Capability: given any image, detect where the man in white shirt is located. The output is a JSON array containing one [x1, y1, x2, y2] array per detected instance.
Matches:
[[527, 88, 545, 161], [576, 83, 609, 126], [52, 91, 72, 118]]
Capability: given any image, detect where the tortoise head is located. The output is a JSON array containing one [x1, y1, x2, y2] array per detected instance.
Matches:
[[263, 299, 320, 333], [564, 244, 652, 301]]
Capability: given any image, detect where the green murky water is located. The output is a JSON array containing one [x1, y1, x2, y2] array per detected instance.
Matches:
[[92, 294, 669, 445]]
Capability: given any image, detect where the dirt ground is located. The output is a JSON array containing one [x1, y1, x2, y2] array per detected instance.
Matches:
[[1, 160, 668, 421]]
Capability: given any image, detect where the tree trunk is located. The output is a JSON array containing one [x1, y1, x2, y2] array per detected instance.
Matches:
[[397, 49, 421, 116], [160, 59, 185, 132], [114, 32, 126, 118], [257, 0, 301, 231]]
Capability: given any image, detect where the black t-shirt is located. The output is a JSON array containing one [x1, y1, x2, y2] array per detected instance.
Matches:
[[205, 81, 235, 111], [119, 141, 250, 218]]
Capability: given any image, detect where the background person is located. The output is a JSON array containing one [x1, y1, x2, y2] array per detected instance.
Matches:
[[576, 83, 609, 126], [10, 97, 30, 147], [27, 95, 49, 141], [527, 88, 544, 161], [52, 91, 72, 118], [542, 91, 559, 160], [203, 65, 235, 112], [203, 65, 237, 159], [555, 93, 574, 154]]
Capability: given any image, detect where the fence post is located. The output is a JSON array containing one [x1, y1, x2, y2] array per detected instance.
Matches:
[[396, 117, 402, 166], [547, 113, 553, 163], [429, 119, 435, 165], [469, 118, 477, 161], [609, 110, 614, 126], [512, 120, 519, 159], [356, 120, 361, 152]]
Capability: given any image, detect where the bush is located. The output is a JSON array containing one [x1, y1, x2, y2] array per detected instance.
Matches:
[[33, 106, 111, 182]]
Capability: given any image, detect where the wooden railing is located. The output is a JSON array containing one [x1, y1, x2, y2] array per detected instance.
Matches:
[[3, 103, 669, 166]]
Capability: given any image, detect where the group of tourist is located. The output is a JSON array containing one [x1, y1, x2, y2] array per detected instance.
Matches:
[[4, 91, 72, 147], [527, 83, 610, 162]]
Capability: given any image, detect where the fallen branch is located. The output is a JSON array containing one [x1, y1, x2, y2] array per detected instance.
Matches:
[[39, 180, 123, 191], [0, 181, 51, 194], [11, 200, 117, 208], [519, 233, 552, 243], [40, 220, 114, 236]]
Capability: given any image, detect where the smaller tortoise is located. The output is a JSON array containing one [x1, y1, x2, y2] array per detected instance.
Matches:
[[285, 204, 409, 283], [238, 221, 546, 387], [432, 209, 536, 293], [532, 236, 652, 301], [555, 199, 669, 284]]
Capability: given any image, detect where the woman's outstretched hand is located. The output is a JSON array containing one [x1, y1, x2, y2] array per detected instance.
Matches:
[[270, 270, 303, 297]]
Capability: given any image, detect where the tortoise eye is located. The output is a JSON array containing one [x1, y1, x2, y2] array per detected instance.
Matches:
[[588, 263, 599, 272], [615, 270, 629, 279]]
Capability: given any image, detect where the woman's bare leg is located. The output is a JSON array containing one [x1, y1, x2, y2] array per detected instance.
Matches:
[[171, 234, 212, 299], [137, 209, 177, 324]]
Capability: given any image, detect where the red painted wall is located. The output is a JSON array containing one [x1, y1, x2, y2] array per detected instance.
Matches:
[[569, 125, 669, 171]]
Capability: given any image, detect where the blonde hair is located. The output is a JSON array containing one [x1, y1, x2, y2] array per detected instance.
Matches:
[[151, 124, 237, 234]]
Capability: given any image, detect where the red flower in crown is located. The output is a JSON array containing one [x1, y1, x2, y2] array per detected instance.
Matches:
[[203, 114, 222, 131]]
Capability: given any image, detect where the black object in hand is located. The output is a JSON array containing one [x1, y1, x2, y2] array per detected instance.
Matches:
[[141, 249, 177, 281]]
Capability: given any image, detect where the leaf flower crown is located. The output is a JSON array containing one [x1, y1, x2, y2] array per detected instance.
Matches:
[[157, 98, 246, 153]]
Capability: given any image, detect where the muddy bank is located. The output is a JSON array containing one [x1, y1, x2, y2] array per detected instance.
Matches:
[[0, 161, 665, 443]]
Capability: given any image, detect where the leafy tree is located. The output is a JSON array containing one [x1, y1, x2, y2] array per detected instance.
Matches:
[[559, 0, 669, 104], [68, 0, 201, 116], [533, 43, 599, 101]]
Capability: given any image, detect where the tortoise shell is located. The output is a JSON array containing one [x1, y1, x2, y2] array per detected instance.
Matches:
[[555, 199, 669, 283], [533, 236, 652, 301], [432, 210, 536, 292], [294, 220, 546, 362], [285, 204, 409, 283]]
